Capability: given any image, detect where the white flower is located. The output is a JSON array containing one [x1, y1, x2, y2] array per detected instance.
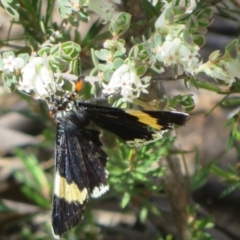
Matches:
[[102, 82, 116, 95], [3, 55, 25, 73], [154, 37, 180, 65], [88, 0, 114, 24], [107, 64, 130, 88], [13, 57, 25, 69], [197, 57, 240, 86], [134, 82, 149, 97], [19, 56, 58, 99], [103, 62, 151, 102], [154, 46, 164, 62], [205, 65, 232, 84], [178, 44, 200, 73], [18, 76, 33, 93], [3, 55, 15, 72], [34, 64, 56, 97], [153, 33, 201, 73], [141, 76, 151, 84], [162, 37, 181, 66], [121, 88, 134, 102]]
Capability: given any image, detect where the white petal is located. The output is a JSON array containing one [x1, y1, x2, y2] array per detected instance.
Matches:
[[13, 58, 25, 69]]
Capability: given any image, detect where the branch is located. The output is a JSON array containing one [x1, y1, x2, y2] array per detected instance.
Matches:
[[162, 138, 192, 240]]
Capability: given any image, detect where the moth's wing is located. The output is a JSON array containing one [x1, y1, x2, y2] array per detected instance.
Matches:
[[52, 123, 88, 238], [78, 127, 109, 198], [52, 122, 108, 238], [78, 102, 189, 147]]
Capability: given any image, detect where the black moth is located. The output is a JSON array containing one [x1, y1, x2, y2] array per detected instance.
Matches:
[[49, 95, 189, 238]]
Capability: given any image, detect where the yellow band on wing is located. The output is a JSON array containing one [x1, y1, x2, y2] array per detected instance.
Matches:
[[125, 110, 162, 130], [54, 172, 88, 204]]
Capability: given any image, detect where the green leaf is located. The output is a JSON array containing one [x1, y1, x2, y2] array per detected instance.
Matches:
[[220, 182, 240, 198], [121, 191, 131, 208], [221, 97, 240, 106], [135, 65, 147, 76], [168, 94, 195, 112], [2, 73, 18, 92], [113, 58, 124, 70], [38, 47, 51, 57], [95, 49, 110, 61], [109, 12, 131, 36], [61, 41, 81, 61], [142, 0, 159, 19], [211, 165, 234, 179], [197, 81, 221, 92], [1, 0, 20, 19], [3, 51, 15, 59], [183, 29, 193, 45], [18, 53, 30, 64], [139, 206, 148, 222], [226, 130, 234, 151], [103, 69, 114, 82], [129, 44, 150, 61], [14, 150, 51, 207], [191, 160, 212, 190], [225, 39, 238, 59], [68, 14, 80, 27], [233, 123, 240, 140]]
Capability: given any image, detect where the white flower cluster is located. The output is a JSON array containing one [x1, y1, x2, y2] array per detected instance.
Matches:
[[102, 63, 150, 102], [3, 55, 62, 99], [153, 0, 201, 74], [153, 36, 200, 74], [198, 57, 240, 86]]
